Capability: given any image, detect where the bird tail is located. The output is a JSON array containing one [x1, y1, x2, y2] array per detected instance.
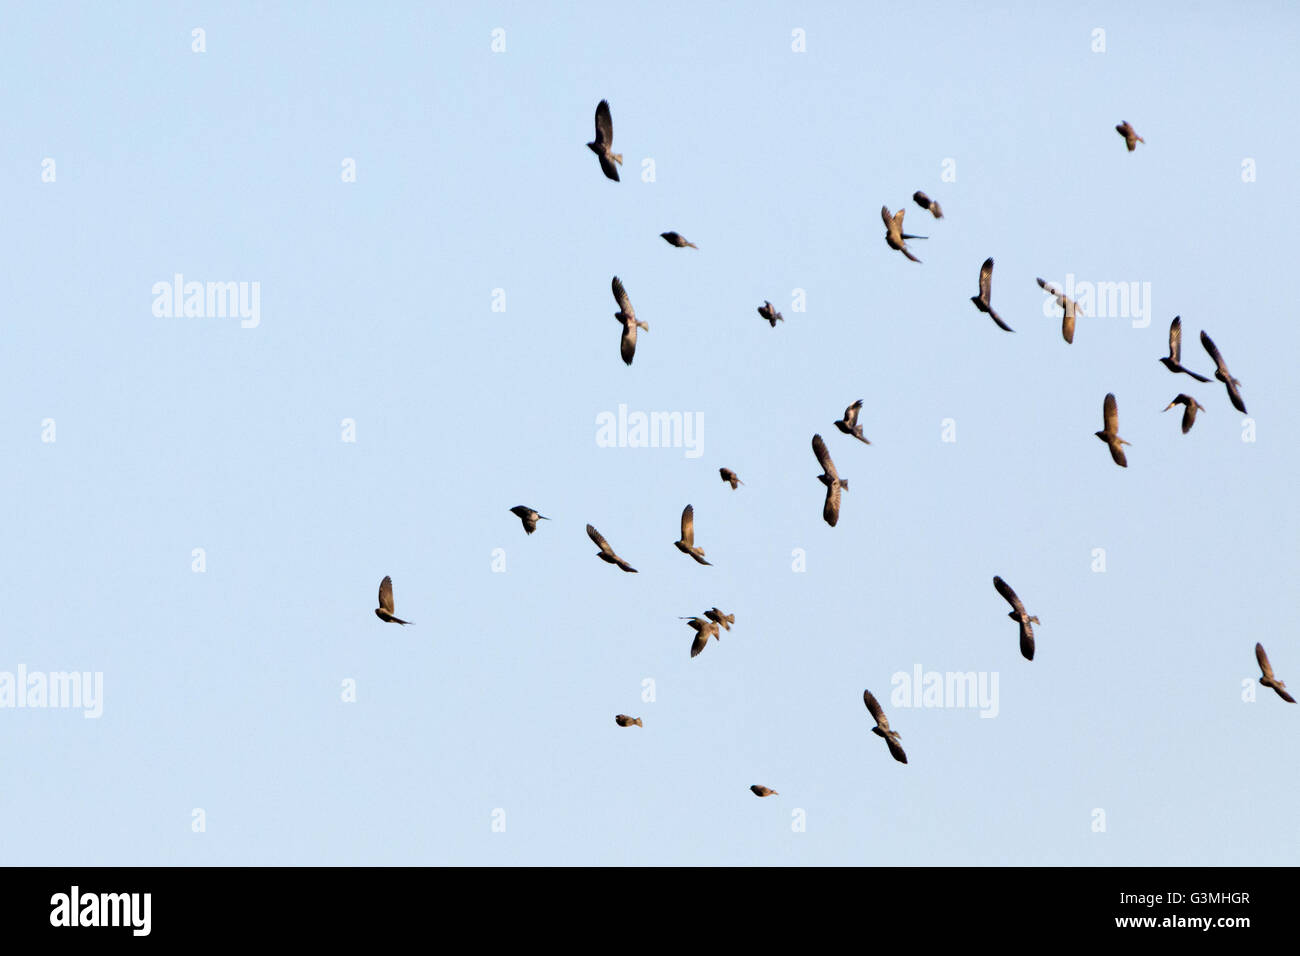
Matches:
[[634, 717, 643, 727], [611, 152, 623, 166], [637, 320, 649, 332], [686, 241, 698, 249], [839, 479, 849, 491], [724, 613, 735, 626]]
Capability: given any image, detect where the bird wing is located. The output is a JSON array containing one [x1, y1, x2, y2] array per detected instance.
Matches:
[[378, 576, 395, 614], [1108, 440, 1128, 468], [885, 735, 908, 764], [1199, 331, 1227, 374], [1169, 316, 1183, 361], [680, 504, 695, 546], [844, 400, 863, 427], [611, 276, 634, 318], [691, 629, 710, 657], [1104, 393, 1119, 434], [1224, 378, 1247, 414], [1256, 642, 1275, 680], [863, 689, 888, 729], [812, 433, 838, 480], [823, 482, 841, 527], [620, 320, 637, 364], [993, 576, 1027, 616], [1062, 304, 1076, 344], [902, 246, 922, 263], [880, 205, 894, 229], [1020, 621, 1036, 661], [594, 99, 613, 147], [978, 257, 994, 303], [598, 155, 620, 181], [586, 523, 612, 555]]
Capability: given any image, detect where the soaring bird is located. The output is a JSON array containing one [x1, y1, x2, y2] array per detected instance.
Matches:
[[833, 400, 872, 445], [705, 607, 735, 631], [812, 434, 848, 527], [509, 505, 549, 535], [1159, 316, 1212, 382], [587, 524, 637, 573], [757, 301, 784, 327], [660, 231, 697, 249], [374, 576, 412, 625], [1096, 393, 1130, 468], [674, 504, 712, 565], [971, 258, 1013, 332], [1115, 121, 1144, 152], [1163, 394, 1206, 434], [1037, 277, 1080, 344], [611, 276, 648, 366], [615, 714, 644, 727], [719, 467, 744, 490], [912, 190, 943, 219], [993, 576, 1038, 661], [681, 615, 720, 658], [750, 785, 779, 797], [1200, 331, 1247, 413], [863, 690, 907, 764], [881, 205, 926, 262], [587, 99, 622, 181], [1256, 643, 1296, 703]]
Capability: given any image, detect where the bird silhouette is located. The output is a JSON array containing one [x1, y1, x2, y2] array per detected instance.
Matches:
[[1199, 330, 1248, 413], [1096, 392, 1131, 467], [912, 190, 943, 219], [833, 400, 872, 444], [615, 714, 644, 727], [882, 205, 926, 262], [719, 467, 744, 490], [993, 576, 1038, 661], [660, 231, 697, 249], [705, 607, 735, 631], [1115, 121, 1144, 152], [863, 690, 907, 764], [611, 276, 648, 365], [757, 301, 784, 327], [509, 505, 549, 535], [812, 434, 848, 527], [1160, 316, 1212, 382], [587, 99, 622, 181], [374, 576, 411, 625], [674, 504, 712, 565], [587, 524, 637, 573], [1163, 394, 1206, 434], [1256, 643, 1296, 703], [750, 785, 779, 797], [1037, 277, 1080, 344], [971, 257, 1013, 332], [681, 615, 721, 657]]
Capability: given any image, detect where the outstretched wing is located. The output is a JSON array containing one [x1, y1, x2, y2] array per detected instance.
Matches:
[[1199, 330, 1227, 373], [586, 523, 612, 554], [680, 504, 695, 546], [378, 576, 395, 614], [880, 205, 894, 229], [1104, 393, 1120, 434], [863, 689, 888, 730], [1169, 316, 1183, 361], [885, 736, 908, 764], [993, 575, 1026, 616], [812, 433, 838, 480], [978, 257, 994, 303], [611, 276, 634, 318], [844, 400, 863, 427], [1257, 642, 1275, 680], [594, 99, 613, 147], [1020, 621, 1036, 661]]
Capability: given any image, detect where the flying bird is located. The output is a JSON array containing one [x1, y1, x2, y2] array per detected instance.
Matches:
[[1115, 121, 1144, 152], [615, 714, 644, 727], [674, 504, 712, 566], [750, 785, 779, 797], [1200, 331, 1247, 413], [1037, 277, 1080, 344], [833, 400, 872, 445], [719, 467, 744, 490], [587, 99, 622, 181], [812, 434, 848, 527], [509, 505, 549, 535], [912, 190, 943, 219], [1256, 643, 1296, 704], [587, 524, 637, 573], [757, 301, 784, 327], [1096, 393, 1131, 468], [611, 276, 648, 366], [1160, 316, 1212, 382], [971, 258, 1013, 332], [705, 607, 735, 631], [993, 576, 1038, 661], [881, 205, 925, 262], [374, 576, 412, 625], [681, 615, 720, 658], [863, 690, 907, 764], [1163, 394, 1206, 434], [660, 231, 697, 249]]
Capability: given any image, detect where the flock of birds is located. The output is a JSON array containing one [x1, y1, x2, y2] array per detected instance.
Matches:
[[370, 103, 1291, 798]]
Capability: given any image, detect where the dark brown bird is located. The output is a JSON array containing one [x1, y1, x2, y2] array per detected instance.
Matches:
[[681, 615, 720, 657], [912, 190, 943, 219], [1163, 394, 1206, 434], [812, 434, 848, 527], [611, 276, 648, 365], [971, 257, 1013, 332], [757, 301, 784, 327], [509, 505, 549, 535], [614, 714, 644, 727], [833, 400, 872, 444], [587, 99, 622, 181], [705, 607, 735, 631], [1160, 316, 1212, 382], [1115, 121, 1144, 152], [1200, 330, 1247, 413], [660, 231, 697, 249], [881, 205, 925, 262], [587, 523, 637, 573], [993, 576, 1038, 661], [1256, 643, 1296, 703], [750, 785, 779, 797], [1037, 277, 1080, 344], [719, 467, 744, 490], [374, 575, 411, 625], [1095, 393, 1130, 468], [863, 690, 907, 764], [674, 504, 712, 565]]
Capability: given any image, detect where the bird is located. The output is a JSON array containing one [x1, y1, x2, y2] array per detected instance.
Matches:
[[587, 524, 637, 573], [993, 576, 1038, 661], [971, 257, 1013, 332], [1200, 331, 1248, 413], [1160, 316, 1212, 382], [615, 714, 644, 727], [587, 99, 622, 181], [660, 231, 697, 249], [1163, 394, 1206, 434], [1256, 643, 1296, 703], [611, 276, 648, 366], [881, 205, 926, 262], [1115, 121, 1144, 152], [833, 400, 872, 445], [812, 434, 848, 527], [374, 576, 412, 625], [705, 607, 735, 631], [757, 301, 784, 327], [1037, 277, 1080, 344], [863, 690, 907, 764], [681, 615, 720, 658], [509, 505, 549, 535], [912, 190, 943, 219], [1095, 393, 1131, 468], [750, 785, 779, 797], [674, 504, 712, 565], [719, 467, 744, 490]]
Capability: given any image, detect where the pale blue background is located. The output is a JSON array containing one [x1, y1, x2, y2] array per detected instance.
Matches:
[[1, 1, 1296, 865]]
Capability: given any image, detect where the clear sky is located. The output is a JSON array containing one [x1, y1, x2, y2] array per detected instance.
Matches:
[[1, 1, 1297, 866]]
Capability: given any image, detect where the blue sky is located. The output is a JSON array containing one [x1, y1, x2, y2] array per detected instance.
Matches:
[[1, 1, 1297, 865]]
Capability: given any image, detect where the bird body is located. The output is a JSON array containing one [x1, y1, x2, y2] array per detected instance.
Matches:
[[615, 714, 644, 727], [587, 99, 622, 181], [912, 190, 943, 219], [1037, 277, 1080, 343], [660, 231, 697, 249], [674, 504, 712, 565], [750, 785, 779, 797], [863, 690, 907, 763], [1256, 643, 1296, 703], [587, 523, 637, 572], [833, 400, 872, 444], [509, 505, 549, 534], [681, 615, 720, 657], [1200, 330, 1247, 413], [1163, 394, 1206, 434], [1095, 392, 1131, 467], [719, 467, 744, 490], [1160, 316, 1212, 382], [374, 575, 411, 625], [611, 276, 648, 365], [971, 258, 1013, 331], [1116, 121, 1144, 151], [705, 607, 735, 631], [993, 576, 1037, 661], [882, 205, 925, 262], [757, 301, 784, 327], [812, 434, 848, 526]]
